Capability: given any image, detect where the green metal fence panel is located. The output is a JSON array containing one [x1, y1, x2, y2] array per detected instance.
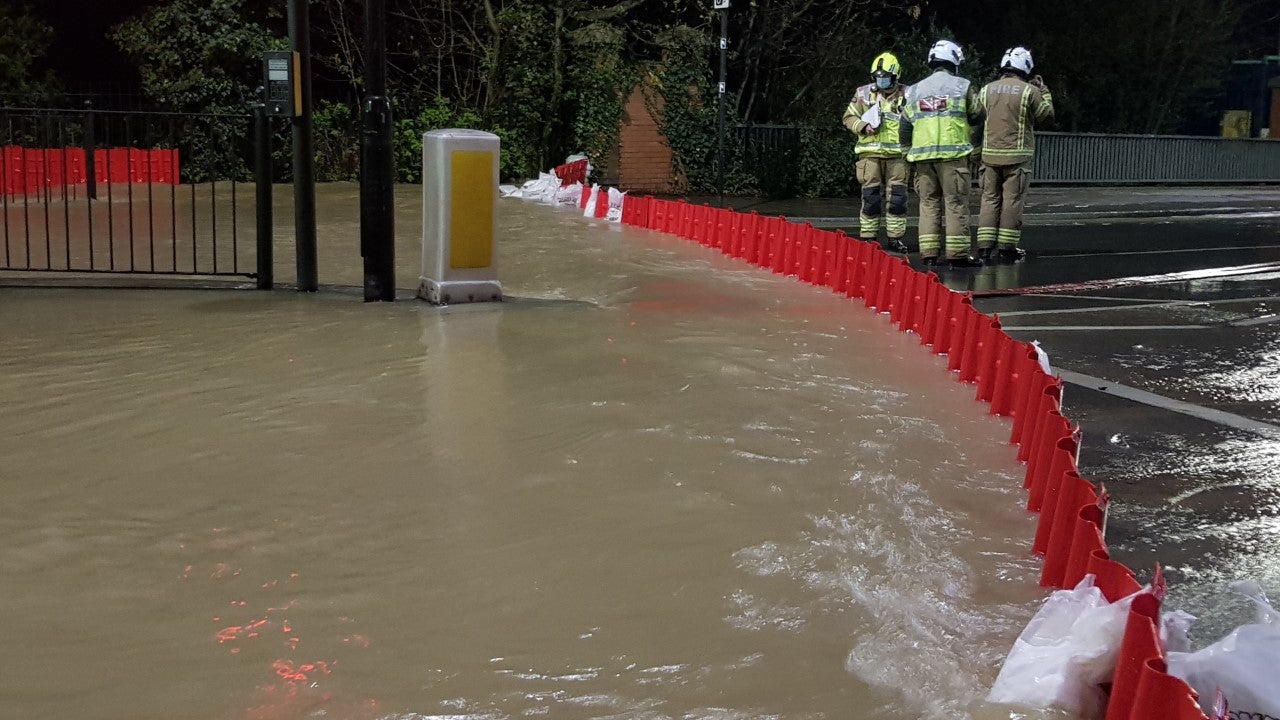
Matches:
[[1033, 132, 1280, 184], [732, 125, 1280, 190]]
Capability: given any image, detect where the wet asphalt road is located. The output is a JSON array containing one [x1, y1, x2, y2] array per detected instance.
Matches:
[[750, 186, 1280, 641]]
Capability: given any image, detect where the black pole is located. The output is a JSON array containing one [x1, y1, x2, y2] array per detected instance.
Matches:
[[360, 0, 395, 302], [254, 88, 274, 290], [717, 9, 728, 208], [83, 101, 96, 201], [288, 0, 318, 291]]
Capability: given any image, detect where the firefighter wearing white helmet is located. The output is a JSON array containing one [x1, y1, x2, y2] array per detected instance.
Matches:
[[974, 46, 1054, 263], [842, 52, 909, 254], [899, 39, 984, 267]]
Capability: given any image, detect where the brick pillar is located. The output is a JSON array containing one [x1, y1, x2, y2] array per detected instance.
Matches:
[[617, 81, 680, 193]]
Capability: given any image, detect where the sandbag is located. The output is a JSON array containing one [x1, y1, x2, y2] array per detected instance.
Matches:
[[1167, 580, 1279, 719], [605, 187, 625, 223], [988, 575, 1144, 718]]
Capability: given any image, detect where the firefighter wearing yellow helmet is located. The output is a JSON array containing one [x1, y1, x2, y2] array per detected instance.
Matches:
[[842, 51, 909, 254]]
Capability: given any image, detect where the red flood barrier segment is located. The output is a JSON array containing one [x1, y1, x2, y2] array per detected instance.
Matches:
[[552, 158, 588, 186], [2, 146, 180, 196], [609, 189, 1210, 720]]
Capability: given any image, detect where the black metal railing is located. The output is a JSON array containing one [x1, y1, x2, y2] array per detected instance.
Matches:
[[1, 105, 260, 278]]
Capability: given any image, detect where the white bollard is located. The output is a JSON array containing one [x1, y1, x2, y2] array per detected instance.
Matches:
[[418, 129, 503, 305]]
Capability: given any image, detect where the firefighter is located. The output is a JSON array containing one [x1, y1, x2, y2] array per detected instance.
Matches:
[[900, 39, 983, 268], [975, 47, 1054, 262], [842, 52, 909, 254]]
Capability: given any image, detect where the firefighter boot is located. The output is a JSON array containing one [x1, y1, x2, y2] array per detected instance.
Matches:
[[997, 246, 1026, 264], [946, 255, 984, 269]]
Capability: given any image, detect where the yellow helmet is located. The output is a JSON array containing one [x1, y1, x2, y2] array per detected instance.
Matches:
[[870, 52, 901, 78]]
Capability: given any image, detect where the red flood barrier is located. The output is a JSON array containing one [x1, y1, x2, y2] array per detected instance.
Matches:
[[583, 190, 1218, 720], [2, 146, 180, 196], [552, 158, 588, 186]]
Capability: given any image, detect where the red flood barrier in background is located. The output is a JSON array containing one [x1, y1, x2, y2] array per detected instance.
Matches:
[[593, 189, 1215, 720], [552, 158, 588, 187], [1, 146, 180, 196]]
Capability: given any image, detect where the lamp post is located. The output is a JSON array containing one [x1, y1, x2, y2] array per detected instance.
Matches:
[[714, 0, 729, 207]]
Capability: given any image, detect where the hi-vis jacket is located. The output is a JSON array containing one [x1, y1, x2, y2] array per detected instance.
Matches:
[[976, 76, 1054, 165], [842, 84, 906, 158], [899, 70, 982, 163]]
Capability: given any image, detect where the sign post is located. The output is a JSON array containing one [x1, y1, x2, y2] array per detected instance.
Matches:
[[360, 0, 396, 302], [714, 0, 729, 208], [286, 0, 318, 292]]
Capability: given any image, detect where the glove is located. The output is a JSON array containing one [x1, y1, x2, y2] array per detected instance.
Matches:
[[1032, 75, 1046, 90]]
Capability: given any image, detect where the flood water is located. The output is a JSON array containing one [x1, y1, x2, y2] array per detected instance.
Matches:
[[2, 189, 1062, 720]]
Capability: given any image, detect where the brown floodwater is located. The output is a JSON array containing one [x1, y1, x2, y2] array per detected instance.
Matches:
[[1, 188, 1065, 720]]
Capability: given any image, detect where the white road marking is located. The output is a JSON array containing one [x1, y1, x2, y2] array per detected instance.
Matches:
[[1058, 369, 1280, 440], [1004, 325, 1211, 331], [1051, 244, 1280, 259]]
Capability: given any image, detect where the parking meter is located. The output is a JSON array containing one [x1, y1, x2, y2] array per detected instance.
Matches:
[[262, 51, 299, 117]]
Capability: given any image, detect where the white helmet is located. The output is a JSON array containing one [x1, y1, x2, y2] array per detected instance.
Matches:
[[927, 39, 964, 68], [1000, 46, 1034, 75]]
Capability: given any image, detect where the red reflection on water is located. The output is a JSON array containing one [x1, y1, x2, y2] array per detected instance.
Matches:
[[215, 608, 291, 649], [186, 556, 381, 720], [271, 659, 332, 683], [340, 634, 371, 648]]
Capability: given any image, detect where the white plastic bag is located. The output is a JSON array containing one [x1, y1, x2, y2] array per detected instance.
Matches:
[[987, 576, 1142, 718], [583, 184, 600, 217], [1167, 580, 1280, 718], [605, 187, 625, 223], [1031, 340, 1053, 375], [1161, 609, 1198, 653]]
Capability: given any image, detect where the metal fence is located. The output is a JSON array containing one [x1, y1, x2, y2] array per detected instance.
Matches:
[[732, 125, 1280, 189], [0, 106, 260, 278], [1034, 132, 1280, 183]]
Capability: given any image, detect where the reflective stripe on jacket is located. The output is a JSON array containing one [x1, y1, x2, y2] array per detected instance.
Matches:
[[842, 83, 905, 157], [900, 70, 980, 163], [977, 76, 1054, 166]]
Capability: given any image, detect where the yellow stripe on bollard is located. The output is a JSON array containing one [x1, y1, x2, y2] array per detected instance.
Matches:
[[449, 150, 494, 269]]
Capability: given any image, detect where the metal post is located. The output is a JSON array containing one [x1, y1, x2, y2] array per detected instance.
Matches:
[[717, 8, 728, 208], [288, 0, 318, 291], [360, 0, 396, 302], [254, 89, 274, 290], [83, 101, 96, 201]]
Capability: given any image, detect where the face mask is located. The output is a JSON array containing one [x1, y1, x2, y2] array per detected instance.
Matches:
[[875, 76, 892, 90]]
